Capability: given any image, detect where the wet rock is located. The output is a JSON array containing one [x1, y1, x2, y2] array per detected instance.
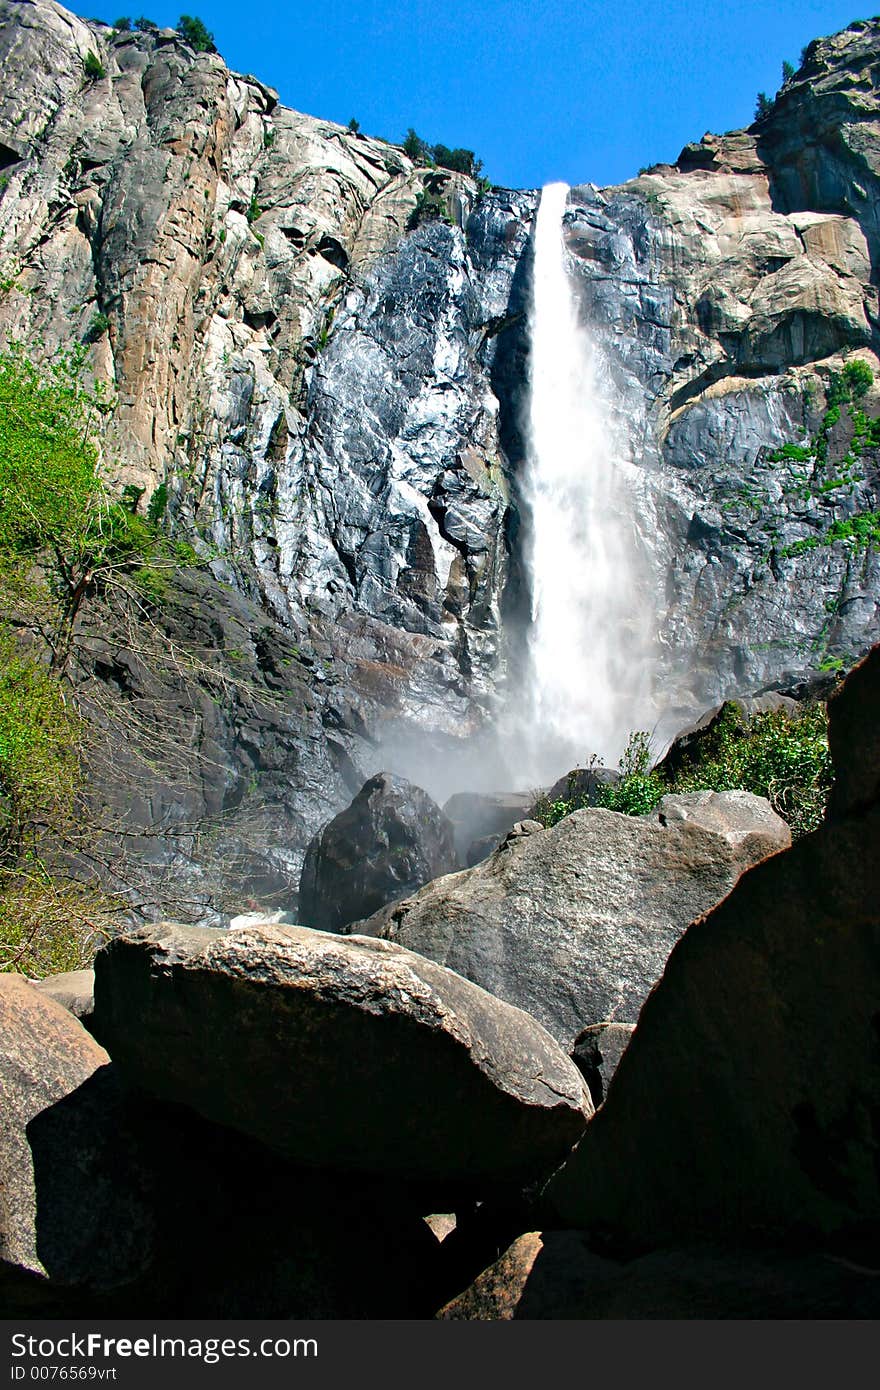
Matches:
[[544, 645, 880, 1245], [443, 790, 536, 863], [298, 772, 459, 931], [92, 922, 591, 1195], [353, 793, 788, 1044], [531, 766, 619, 817]]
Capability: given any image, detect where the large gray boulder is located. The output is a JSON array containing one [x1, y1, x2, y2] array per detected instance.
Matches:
[[92, 922, 590, 1193], [543, 645, 880, 1245], [442, 791, 537, 864], [31, 969, 95, 1022], [352, 791, 790, 1044], [298, 773, 459, 931]]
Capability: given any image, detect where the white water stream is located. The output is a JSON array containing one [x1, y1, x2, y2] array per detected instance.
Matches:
[[516, 181, 657, 783]]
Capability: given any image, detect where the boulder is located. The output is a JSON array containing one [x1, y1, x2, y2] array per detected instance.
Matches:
[[530, 765, 619, 818], [298, 772, 459, 931], [0, 975, 152, 1290], [650, 789, 792, 861], [352, 792, 790, 1044], [30, 969, 95, 1021], [442, 791, 537, 863], [436, 1230, 880, 1319], [0, 979, 464, 1317], [570, 1024, 636, 1108], [92, 922, 590, 1194], [543, 645, 880, 1245]]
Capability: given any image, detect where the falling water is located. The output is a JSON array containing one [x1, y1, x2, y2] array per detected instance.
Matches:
[[517, 181, 656, 783]]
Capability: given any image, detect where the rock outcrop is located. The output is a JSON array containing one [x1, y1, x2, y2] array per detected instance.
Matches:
[[298, 772, 458, 931], [543, 644, 880, 1245], [353, 791, 790, 1044], [91, 921, 590, 1194]]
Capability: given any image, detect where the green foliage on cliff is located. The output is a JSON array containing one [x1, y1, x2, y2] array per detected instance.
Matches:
[[403, 128, 483, 179], [0, 344, 193, 669], [0, 628, 113, 975], [83, 50, 106, 80], [535, 704, 833, 840], [177, 14, 217, 53], [0, 630, 81, 863]]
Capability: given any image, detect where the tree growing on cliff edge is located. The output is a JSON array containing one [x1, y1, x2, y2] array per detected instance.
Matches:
[[177, 14, 217, 53]]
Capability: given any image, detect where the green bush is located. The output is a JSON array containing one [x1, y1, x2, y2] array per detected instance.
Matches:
[[670, 702, 832, 837], [754, 91, 773, 119], [535, 704, 833, 840], [113, 16, 131, 30], [0, 631, 81, 864], [83, 50, 106, 79]]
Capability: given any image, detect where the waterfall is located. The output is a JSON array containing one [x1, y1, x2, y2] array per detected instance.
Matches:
[[517, 181, 656, 784]]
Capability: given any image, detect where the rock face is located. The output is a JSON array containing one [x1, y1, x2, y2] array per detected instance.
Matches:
[[91, 922, 590, 1192], [544, 644, 880, 1245], [298, 772, 458, 931], [353, 791, 790, 1044], [1, 3, 879, 872]]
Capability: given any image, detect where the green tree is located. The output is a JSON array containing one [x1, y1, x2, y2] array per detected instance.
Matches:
[[177, 14, 217, 52], [113, 16, 132, 30], [754, 91, 773, 120], [782, 59, 796, 81], [403, 128, 431, 164]]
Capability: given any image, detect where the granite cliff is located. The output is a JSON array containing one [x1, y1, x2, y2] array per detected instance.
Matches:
[[2, 0, 880, 918]]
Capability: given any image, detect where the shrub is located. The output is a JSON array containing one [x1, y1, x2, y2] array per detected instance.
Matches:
[[246, 194, 261, 223], [83, 50, 106, 79], [754, 91, 773, 119], [113, 16, 131, 30], [842, 357, 874, 398], [670, 702, 832, 837], [0, 632, 81, 865], [177, 14, 217, 53], [84, 310, 111, 342], [782, 59, 796, 81], [133, 16, 157, 31], [536, 704, 833, 841]]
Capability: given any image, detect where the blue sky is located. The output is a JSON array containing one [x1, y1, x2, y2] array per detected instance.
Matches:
[[73, 1, 869, 188]]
